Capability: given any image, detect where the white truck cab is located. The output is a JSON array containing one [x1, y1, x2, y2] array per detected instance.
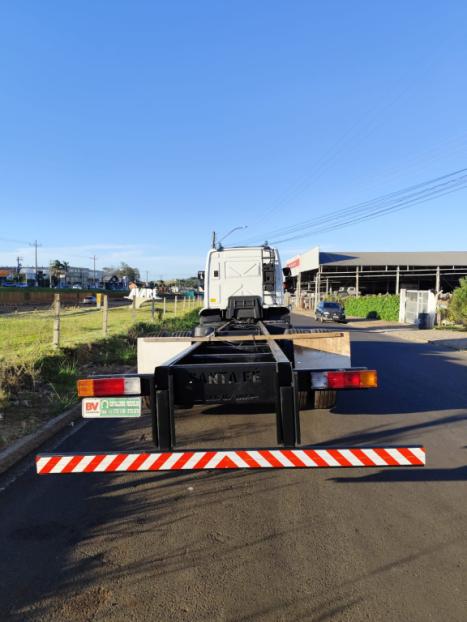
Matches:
[[198, 245, 289, 328]]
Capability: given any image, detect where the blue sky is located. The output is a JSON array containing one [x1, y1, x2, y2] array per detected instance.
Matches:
[[0, 1, 466, 278]]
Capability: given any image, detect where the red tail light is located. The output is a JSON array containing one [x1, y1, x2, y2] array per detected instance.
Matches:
[[311, 370, 378, 390], [77, 377, 141, 397], [327, 370, 378, 389]]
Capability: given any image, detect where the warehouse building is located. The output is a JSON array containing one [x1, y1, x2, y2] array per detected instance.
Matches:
[[285, 248, 467, 296]]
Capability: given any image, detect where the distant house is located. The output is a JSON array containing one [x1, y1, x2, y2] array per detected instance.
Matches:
[[0, 268, 15, 283]]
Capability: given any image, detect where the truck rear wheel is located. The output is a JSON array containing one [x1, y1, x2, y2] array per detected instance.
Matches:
[[298, 390, 312, 410], [314, 390, 337, 409]]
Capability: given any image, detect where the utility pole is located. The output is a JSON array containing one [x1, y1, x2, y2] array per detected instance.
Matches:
[[16, 256, 23, 280], [29, 240, 42, 286], [212, 231, 216, 248], [90, 255, 97, 288], [146, 270, 149, 285]]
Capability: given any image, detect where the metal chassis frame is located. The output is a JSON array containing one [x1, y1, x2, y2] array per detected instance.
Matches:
[[151, 322, 301, 451]]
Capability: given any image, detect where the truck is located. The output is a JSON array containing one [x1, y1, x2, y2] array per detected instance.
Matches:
[[36, 244, 425, 474]]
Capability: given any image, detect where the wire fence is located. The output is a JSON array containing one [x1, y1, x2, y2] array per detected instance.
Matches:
[[0, 294, 203, 367]]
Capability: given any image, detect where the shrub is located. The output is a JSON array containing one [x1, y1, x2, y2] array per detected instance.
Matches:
[[340, 295, 400, 321], [449, 278, 467, 327]]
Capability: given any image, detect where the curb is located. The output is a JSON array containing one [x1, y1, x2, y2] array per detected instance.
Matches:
[[426, 338, 467, 352], [378, 332, 467, 351], [0, 403, 81, 475]]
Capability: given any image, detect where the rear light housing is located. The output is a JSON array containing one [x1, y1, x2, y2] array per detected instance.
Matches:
[[311, 370, 377, 390], [77, 377, 141, 397]]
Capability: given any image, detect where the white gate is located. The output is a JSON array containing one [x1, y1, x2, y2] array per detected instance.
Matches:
[[399, 289, 436, 326]]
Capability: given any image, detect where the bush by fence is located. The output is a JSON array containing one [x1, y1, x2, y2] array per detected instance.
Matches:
[[449, 277, 467, 327], [342, 294, 400, 321]]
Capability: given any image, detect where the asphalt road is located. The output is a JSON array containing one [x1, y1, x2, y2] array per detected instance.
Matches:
[[1, 315, 466, 621]]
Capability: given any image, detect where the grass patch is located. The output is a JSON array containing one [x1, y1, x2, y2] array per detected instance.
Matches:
[[0, 301, 187, 366], [0, 307, 200, 448]]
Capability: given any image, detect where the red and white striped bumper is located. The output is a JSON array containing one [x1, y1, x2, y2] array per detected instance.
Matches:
[[36, 446, 425, 474]]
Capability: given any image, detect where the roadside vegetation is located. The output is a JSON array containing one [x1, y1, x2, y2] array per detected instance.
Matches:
[[337, 294, 400, 321], [0, 306, 200, 449], [0, 301, 181, 367], [448, 277, 467, 328]]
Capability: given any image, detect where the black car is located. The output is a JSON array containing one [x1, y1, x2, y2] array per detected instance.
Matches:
[[315, 301, 346, 323]]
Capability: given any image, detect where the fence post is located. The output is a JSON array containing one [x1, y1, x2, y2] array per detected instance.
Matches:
[[174, 295, 178, 316], [102, 294, 108, 336], [132, 297, 136, 322], [163, 297, 166, 319], [52, 293, 60, 349], [151, 298, 155, 321]]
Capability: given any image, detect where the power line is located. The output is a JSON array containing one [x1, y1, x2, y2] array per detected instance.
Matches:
[[271, 177, 467, 245], [231, 166, 467, 246], [238, 167, 467, 243], [239, 45, 447, 241], [0, 236, 30, 245]]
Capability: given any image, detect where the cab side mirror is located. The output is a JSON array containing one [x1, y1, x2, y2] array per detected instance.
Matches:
[[282, 267, 291, 277], [197, 271, 205, 282]]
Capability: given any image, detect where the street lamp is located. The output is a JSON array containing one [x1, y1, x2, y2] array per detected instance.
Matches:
[[217, 225, 248, 246]]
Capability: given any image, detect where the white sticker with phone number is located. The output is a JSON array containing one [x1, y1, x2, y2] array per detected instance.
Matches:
[[82, 397, 142, 418]]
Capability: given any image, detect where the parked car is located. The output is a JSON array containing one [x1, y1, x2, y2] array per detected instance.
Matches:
[[72, 284, 82, 289], [315, 301, 347, 323], [338, 286, 362, 296], [82, 295, 96, 305]]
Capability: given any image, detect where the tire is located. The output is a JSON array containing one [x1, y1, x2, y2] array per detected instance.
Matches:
[[314, 390, 337, 409], [298, 390, 312, 410]]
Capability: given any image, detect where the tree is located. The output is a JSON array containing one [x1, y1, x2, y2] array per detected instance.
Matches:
[[50, 260, 64, 287], [116, 262, 140, 282], [449, 277, 467, 327], [49, 260, 68, 287]]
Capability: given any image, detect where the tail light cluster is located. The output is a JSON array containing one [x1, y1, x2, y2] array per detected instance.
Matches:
[[77, 377, 141, 397], [311, 370, 378, 390]]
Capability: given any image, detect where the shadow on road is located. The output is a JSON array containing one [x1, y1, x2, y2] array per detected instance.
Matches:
[[319, 411, 467, 447], [0, 461, 297, 621], [329, 336, 467, 415], [331, 465, 467, 483]]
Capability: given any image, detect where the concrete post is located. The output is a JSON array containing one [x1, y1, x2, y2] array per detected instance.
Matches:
[[395, 265, 400, 294], [355, 267, 359, 297], [102, 295, 109, 336], [435, 266, 441, 292]]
